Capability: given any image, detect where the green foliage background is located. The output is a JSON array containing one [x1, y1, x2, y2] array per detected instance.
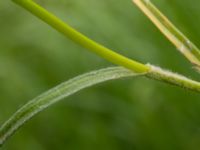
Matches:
[[1, 0, 200, 149]]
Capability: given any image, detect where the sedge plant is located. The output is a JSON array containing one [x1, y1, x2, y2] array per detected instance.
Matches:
[[1, 0, 200, 147]]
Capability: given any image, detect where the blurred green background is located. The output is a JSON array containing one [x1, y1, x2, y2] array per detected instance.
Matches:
[[1, 0, 200, 149]]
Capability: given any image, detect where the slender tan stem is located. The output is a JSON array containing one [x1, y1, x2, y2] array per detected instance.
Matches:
[[133, 0, 200, 70]]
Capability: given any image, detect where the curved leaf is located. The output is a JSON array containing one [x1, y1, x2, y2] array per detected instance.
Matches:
[[0, 66, 142, 146]]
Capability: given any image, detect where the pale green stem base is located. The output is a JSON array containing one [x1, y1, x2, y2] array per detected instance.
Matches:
[[147, 64, 200, 92]]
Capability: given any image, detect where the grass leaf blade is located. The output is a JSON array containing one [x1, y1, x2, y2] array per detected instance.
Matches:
[[0, 67, 141, 146]]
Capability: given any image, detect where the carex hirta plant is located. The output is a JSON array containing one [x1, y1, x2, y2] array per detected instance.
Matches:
[[1, 0, 200, 147]]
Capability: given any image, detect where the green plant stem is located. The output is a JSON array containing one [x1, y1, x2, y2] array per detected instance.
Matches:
[[147, 64, 200, 92], [1, 65, 200, 147], [133, 0, 200, 69], [12, 0, 149, 73]]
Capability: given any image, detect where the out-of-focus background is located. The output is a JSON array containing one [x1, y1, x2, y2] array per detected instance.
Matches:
[[1, 0, 200, 149]]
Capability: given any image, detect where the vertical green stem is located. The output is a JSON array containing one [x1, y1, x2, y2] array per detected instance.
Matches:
[[12, 0, 150, 73]]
